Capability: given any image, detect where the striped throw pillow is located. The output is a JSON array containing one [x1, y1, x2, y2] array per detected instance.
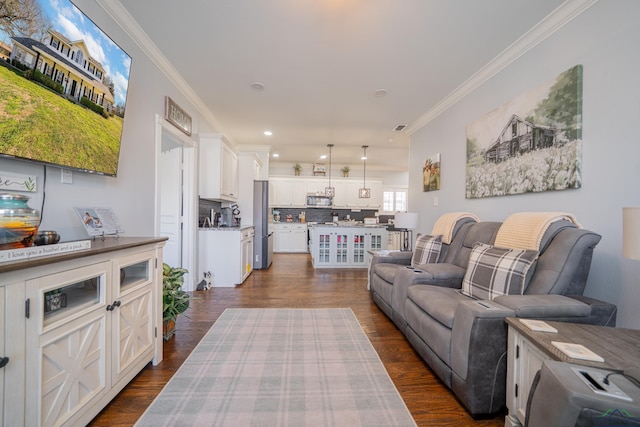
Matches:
[[411, 234, 442, 267], [461, 243, 538, 300]]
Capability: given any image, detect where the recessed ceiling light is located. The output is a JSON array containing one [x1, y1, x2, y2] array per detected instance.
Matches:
[[251, 82, 265, 91], [320, 155, 327, 159], [374, 89, 387, 97], [272, 153, 279, 158], [264, 130, 272, 136]]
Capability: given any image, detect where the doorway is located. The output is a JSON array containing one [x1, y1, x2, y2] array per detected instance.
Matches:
[[155, 114, 197, 290]]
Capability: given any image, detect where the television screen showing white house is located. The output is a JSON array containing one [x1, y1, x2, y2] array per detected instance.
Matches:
[[0, 0, 132, 176]]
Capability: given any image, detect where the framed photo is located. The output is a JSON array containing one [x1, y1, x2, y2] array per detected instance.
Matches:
[[75, 207, 124, 236], [422, 153, 441, 192]]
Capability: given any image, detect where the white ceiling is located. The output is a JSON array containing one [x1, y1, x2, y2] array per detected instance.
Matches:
[[115, 0, 568, 172]]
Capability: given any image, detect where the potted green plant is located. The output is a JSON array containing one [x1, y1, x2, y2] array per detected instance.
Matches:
[[162, 263, 190, 340], [293, 163, 302, 176], [341, 166, 350, 177]]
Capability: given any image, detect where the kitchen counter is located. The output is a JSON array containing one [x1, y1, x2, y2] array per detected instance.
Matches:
[[308, 223, 388, 228], [199, 226, 254, 231]]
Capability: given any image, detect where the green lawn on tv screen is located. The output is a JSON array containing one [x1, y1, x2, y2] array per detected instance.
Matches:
[[0, 65, 123, 175]]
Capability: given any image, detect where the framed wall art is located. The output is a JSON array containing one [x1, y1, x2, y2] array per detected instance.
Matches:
[[465, 65, 582, 199], [422, 153, 441, 192]]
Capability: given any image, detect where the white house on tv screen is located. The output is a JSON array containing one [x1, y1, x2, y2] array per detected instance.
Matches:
[[10, 29, 115, 113]]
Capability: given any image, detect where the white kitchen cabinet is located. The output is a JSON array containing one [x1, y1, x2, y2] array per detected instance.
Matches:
[[340, 180, 382, 209], [270, 178, 307, 207], [272, 223, 308, 253], [309, 226, 387, 268], [269, 176, 383, 209], [0, 237, 164, 427], [198, 227, 254, 286], [199, 133, 239, 202], [241, 227, 254, 282], [306, 178, 329, 195]]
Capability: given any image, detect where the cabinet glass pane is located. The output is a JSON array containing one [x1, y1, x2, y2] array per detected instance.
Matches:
[[120, 260, 150, 290], [44, 277, 101, 325], [353, 234, 365, 263], [336, 234, 348, 263]]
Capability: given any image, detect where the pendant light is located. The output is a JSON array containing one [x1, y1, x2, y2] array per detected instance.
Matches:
[[325, 144, 335, 197], [358, 145, 370, 198]]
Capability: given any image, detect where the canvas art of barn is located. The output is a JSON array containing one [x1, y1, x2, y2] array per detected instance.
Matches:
[[484, 115, 557, 163], [465, 65, 582, 199]]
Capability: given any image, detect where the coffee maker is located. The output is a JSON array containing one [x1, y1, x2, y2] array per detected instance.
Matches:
[[220, 204, 241, 227], [220, 207, 234, 227]]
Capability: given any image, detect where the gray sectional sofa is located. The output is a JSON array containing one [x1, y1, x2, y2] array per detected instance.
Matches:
[[369, 215, 617, 416]]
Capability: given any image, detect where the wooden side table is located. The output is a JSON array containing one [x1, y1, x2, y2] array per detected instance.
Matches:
[[505, 317, 640, 427]]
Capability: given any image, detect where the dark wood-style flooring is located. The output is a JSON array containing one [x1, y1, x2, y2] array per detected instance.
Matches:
[[89, 253, 505, 426]]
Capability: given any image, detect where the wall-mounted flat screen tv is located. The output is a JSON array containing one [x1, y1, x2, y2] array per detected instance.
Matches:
[[0, 0, 131, 177]]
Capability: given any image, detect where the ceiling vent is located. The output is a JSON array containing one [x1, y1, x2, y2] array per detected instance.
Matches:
[[393, 124, 407, 132]]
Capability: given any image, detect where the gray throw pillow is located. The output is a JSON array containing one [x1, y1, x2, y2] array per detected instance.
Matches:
[[461, 242, 538, 300], [411, 234, 442, 267]]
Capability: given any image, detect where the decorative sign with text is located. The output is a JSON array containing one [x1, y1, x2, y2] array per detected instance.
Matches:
[[165, 96, 192, 136], [0, 171, 37, 192], [0, 240, 91, 262]]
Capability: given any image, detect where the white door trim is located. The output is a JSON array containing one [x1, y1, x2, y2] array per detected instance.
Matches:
[[154, 114, 197, 290]]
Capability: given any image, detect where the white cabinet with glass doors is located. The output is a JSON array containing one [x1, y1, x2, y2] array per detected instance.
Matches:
[[310, 226, 387, 268]]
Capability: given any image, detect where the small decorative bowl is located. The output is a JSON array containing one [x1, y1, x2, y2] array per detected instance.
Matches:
[[34, 231, 61, 246]]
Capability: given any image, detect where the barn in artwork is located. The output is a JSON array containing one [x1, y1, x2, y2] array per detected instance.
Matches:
[[484, 115, 557, 163]]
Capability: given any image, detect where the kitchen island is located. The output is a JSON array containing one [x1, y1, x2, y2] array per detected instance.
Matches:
[[309, 223, 387, 268], [198, 226, 254, 286]]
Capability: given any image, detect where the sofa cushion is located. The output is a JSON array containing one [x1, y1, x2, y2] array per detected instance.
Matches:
[[408, 263, 468, 288], [461, 243, 539, 300], [407, 285, 471, 329], [374, 263, 401, 283], [411, 234, 442, 267]]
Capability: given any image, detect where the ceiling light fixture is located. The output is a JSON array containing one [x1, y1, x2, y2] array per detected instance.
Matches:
[[325, 144, 335, 197], [264, 130, 272, 136], [359, 145, 370, 198], [320, 155, 327, 160], [251, 82, 265, 91], [272, 153, 279, 158], [374, 89, 387, 97]]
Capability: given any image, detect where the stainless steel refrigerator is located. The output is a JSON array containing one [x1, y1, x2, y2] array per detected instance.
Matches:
[[253, 180, 273, 269]]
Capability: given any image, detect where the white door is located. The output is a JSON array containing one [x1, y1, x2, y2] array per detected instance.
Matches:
[[160, 130, 183, 268]]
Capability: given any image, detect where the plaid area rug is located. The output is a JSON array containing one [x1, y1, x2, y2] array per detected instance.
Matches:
[[135, 308, 416, 427]]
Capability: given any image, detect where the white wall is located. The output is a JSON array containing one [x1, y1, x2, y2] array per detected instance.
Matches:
[[408, 1, 640, 328], [0, 0, 216, 243]]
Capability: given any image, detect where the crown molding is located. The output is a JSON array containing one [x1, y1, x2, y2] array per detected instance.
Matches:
[[95, 0, 228, 140], [405, 0, 599, 135]]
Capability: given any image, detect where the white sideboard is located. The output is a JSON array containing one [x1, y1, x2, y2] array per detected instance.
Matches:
[[0, 237, 166, 427]]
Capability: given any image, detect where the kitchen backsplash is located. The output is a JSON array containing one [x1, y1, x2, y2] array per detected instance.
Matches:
[[273, 208, 386, 223], [198, 198, 222, 227]]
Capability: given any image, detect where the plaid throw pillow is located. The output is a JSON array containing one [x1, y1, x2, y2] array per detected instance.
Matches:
[[411, 234, 443, 267], [461, 243, 538, 300]]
